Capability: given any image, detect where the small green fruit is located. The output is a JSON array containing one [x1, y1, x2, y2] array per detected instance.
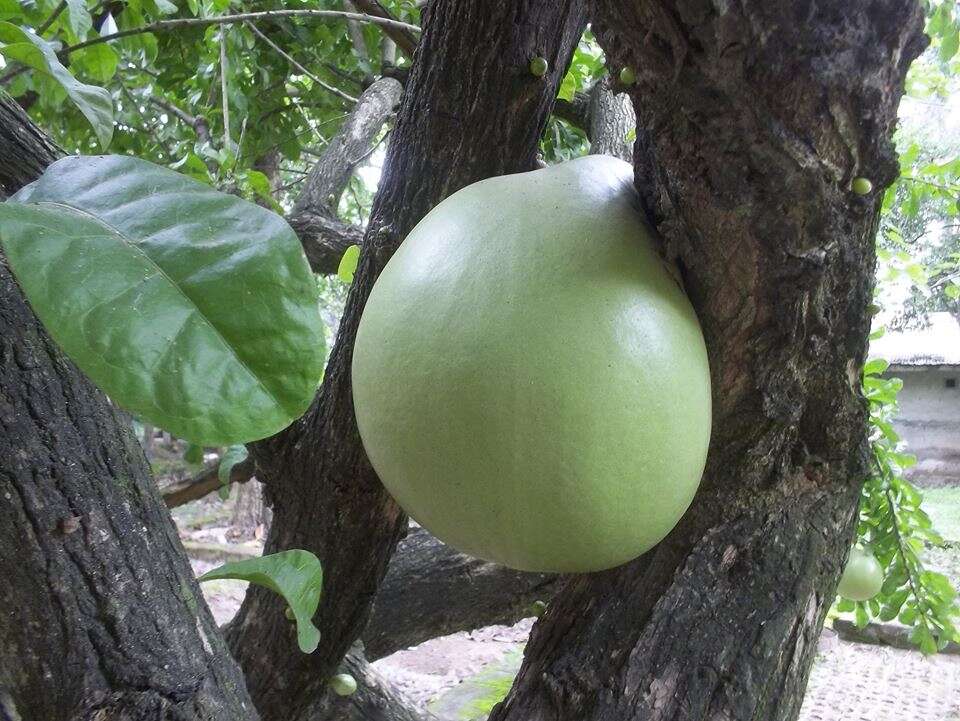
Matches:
[[837, 546, 883, 601], [285, 83, 301, 98], [330, 673, 358, 696], [529, 600, 547, 617], [284, 606, 296, 621], [851, 177, 873, 195], [619, 66, 636, 85], [529, 56, 549, 77]]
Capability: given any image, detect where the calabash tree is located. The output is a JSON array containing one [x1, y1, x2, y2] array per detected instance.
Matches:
[[0, 1, 956, 721]]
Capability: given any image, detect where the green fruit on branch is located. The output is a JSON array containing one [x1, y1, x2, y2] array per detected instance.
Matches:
[[851, 177, 873, 195], [352, 155, 712, 573], [837, 546, 884, 601], [529, 600, 547, 617], [619, 66, 637, 85], [330, 673, 358, 696], [529, 56, 549, 77]]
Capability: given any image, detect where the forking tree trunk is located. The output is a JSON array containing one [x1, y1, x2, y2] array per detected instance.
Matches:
[[489, 2, 927, 720], [0, 1, 929, 719]]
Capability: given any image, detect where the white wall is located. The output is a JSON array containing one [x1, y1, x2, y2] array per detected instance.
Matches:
[[890, 366, 960, 487]]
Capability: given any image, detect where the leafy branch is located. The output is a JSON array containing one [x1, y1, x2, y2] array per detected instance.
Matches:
[[839, 357, 960, 653], [63, 9, 421, 56]]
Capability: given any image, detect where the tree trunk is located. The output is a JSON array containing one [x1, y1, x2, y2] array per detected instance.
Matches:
[[489, 3, 927, 721], [225, 2, 587, 719], [0, 264, 257, 719], [229, 479, 271, 541], [0, 92, 61, 198]]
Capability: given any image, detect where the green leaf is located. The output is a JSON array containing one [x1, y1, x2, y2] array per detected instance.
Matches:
[[854, 602, 870, 628], [185, 442, 204, 464], [0, 155, 324, 445], [218, 444, 248, 499], [337, 244, 361, 284], [0, 23, 113, 148], [75, 43, 118, 83], [199, 550, 323, 653], [940, 27, 959, 62], [863, 358, 889, 377], [64, 0, 93, 41]]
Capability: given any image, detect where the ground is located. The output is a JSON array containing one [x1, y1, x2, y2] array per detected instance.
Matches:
[[174, 482, 960, 721]]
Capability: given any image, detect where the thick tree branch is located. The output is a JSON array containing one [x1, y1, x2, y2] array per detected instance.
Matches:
[[162, 457, 257, 508], [0, 91, 62, 198], [63, 10, 421, 56], [291, 77, 401, 219], [363, 526, 557, 660]]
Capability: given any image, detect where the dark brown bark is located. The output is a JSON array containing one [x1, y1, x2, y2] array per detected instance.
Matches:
[[0, 91, 62, 199], [364, 526, 556, 661], [0, 264, 257, 720], [490, 3, 926, 721], [225, 2, 587, 719]]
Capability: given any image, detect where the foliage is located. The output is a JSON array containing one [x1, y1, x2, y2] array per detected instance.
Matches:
[[0, 154, 325, 444], [199, 549, 323, 653], [837, 1, 960, 652], [218, 444, 249, 499], [0, 0, 419, 205], [844, 357, 959, 652]]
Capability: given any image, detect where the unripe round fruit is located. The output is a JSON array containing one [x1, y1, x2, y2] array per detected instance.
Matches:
[[837, 546, 883, 601], [852, 177, 873, 195], [529, 600, 547, 617], [619, 66, 637, 85], [529, 56, 549, 77], [284, 606, 296, 621], [330, 673, 357, 696], [352, 155, 712, 573]]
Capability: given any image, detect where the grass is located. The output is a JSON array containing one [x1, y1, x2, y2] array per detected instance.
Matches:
[[922, 487, 960, 543]]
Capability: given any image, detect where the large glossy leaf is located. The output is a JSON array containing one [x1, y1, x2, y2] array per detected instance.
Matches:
[[199, 550, 323, 654], [0, 155, 324, 444], [0, 22, 113, 148]]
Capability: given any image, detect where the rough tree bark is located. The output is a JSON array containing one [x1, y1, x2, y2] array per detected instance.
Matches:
[[554, 76, 635, 162], [225, 2, 587, 719], [287, 76, 402, 274], [489, 3, 927, 721], [0, 92, 61, 198], [0, 112, 257, 720]]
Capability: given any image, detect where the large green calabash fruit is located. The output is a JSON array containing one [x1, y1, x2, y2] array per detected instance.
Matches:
[[352, 155, 712, 573], [837, 546, 884, 601]]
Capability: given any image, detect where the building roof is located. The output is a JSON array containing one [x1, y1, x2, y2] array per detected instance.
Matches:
[[870, 312, 960, 367]]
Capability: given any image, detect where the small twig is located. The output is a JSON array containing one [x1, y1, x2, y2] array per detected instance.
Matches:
[[63, 9, 420, 55], [148, 96, 213, 147], [37, 0, 68, 35], [244, 21, 356, 104], [219, 27, 231, 151], [348, 0, 418, 56]]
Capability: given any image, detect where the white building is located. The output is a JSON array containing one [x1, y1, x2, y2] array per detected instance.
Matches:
[[870, 312, 960, 488]]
